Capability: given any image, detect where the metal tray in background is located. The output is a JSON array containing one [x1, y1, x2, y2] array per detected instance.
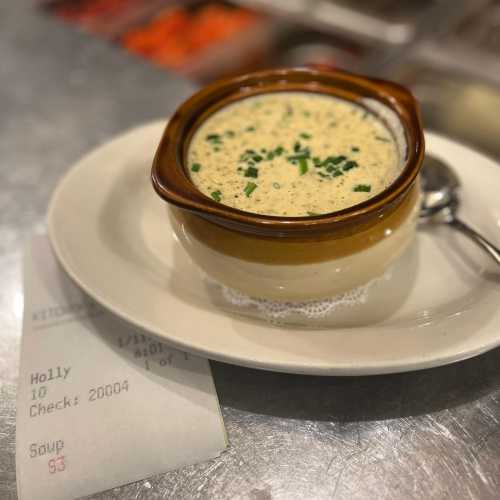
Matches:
[[234, 0, 447, 45], [392, 0, 500, 90]]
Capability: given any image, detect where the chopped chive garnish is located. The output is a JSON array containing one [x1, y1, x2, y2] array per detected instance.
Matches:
[[321, 156, 343, 166], [244, 166, 259, 178], [352, 147, 360, 152], [225, 130, 235, 138], [331, 155, 347, 165], [287, 153, 309, 161], [342, 161, 358, 171], [191, 163, 201, 172], [206, 134, 220, 140], [206, 133, 222, 145], [298, 157, 308, 175], [246, 126, 256, 132], [275, 146, 284, 155], [211, 190, 222, 202], [214, 147, 220, 152], [307, 211, 319, 216], [318, 172, 330, 178], [266, 152, 275, 160], [253, 155, 263, 162], [273, 182, 281, 189], [353, 184, 371, 192], [326, 166, 343, 176], [300, 132, 312, 140], [294, 141, 301, 152], [375, 136, 390, 142], [244, 182, 258, 197]]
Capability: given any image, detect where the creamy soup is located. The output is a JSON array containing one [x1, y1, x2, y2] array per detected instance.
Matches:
[[187, 92, 401, 216]]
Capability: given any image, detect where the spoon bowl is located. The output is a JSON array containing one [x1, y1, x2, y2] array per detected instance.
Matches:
[[420, 155, 500, 265], [420, 155, 460, 219]]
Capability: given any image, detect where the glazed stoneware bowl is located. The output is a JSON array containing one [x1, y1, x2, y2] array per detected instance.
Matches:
[[151, 68, 424, 300]]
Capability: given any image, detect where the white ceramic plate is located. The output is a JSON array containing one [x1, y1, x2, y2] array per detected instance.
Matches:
[[48, 121, 500, 375]]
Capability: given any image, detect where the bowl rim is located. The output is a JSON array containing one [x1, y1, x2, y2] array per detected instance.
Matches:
[[151, 67, 425, 237]]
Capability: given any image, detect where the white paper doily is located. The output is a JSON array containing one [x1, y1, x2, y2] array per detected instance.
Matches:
[[218, 269, 393, 324]]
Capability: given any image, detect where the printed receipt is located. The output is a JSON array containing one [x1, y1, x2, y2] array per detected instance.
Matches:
[[16, 236, 227, 500]]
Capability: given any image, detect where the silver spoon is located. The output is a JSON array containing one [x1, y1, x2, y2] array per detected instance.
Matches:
[[420, 155, 500, 265]]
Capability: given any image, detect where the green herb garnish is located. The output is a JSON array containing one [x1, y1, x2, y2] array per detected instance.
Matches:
[[331, 155, 347, 165], [244, 166, 259, 178], [287, 153, 309, 162], [342, 161, 358, 171], [239, 149, 262, 163], [244, 182, 258, 197], [273, 182, 281, 189], [225, 130, 235, 138], [300, 133, 312, 140], [353, 184, 371, 192], [352, 147, 360, 152], [307, 211, 319, 216], [211, 190, 222, 202], [320, 156, 345, 167], [239, 149, 254, 161], [191, 163, 201, 172], [206, 133, 222, 144], [298, 158, 308, 175], [375, 136, 390, 142], [246, 126, 256, 132]]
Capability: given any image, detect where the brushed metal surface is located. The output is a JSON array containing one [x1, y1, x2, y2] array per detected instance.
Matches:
[[1, 2, 500, 499]]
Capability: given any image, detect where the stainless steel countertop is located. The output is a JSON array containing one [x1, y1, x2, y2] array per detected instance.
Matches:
[[1, 3, 500, 499]]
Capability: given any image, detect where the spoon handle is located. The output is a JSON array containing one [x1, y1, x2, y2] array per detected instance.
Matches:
[[449, 217, 500, 266]]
